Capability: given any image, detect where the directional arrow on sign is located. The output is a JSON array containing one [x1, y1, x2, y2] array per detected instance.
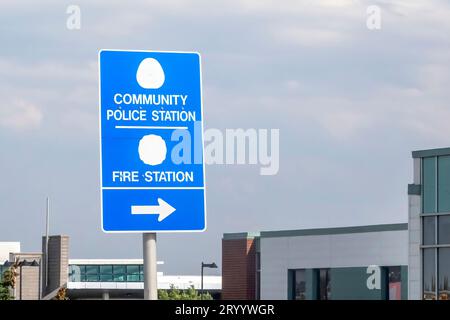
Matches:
[[131, 198, 176, 222]]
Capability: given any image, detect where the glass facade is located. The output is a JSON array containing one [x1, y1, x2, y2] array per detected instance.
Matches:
[[69, 264, 144, 282], [423, 157, 436, 214], [317, 268, 331, 300], [292, 269, 306, 300], [438, 156, 450, 212], [423, 216, 435, 245], [439, 248, 450, 300], [387, 266, 401, 300], [421, 155, 450, 300]]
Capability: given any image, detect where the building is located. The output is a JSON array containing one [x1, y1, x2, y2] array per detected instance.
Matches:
[[67, 259, 221, 299], [0, 236, 221, 300], [408, 147, 450, 300], [223, 223, 408, 300]]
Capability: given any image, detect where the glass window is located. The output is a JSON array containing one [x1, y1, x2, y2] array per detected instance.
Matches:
[[127, 265, 140, 282], [318, 269, 331, 300], [86, 274, 99, 282], [86, 265, 99, 275], [127, 274, 140, 282], [439, 248, 450, 300], [100, 274, 113, 282], [438, 216, 450, 245], [74, 265, 85, 274], [387, 266, 401, 300], [423, 216, 436, 245], [438, 156, 450, 212], [69, 265, 84, 282], [139, 265, 144, 281], [293, 270, 306, 300], [113, 265, 126, 274], [100, 265, 113, 274], [423, 157, 436, 213], [127, 265, 140, 274], [423, 248, 436, 300], [113, 273, 126, 282]]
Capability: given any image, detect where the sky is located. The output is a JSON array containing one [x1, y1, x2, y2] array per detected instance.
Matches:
[[0, 0, 450, 275]]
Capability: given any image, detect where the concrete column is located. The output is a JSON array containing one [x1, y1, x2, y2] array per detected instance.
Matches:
[[102, 291, 110, 300], [143, 233, 157, 300]]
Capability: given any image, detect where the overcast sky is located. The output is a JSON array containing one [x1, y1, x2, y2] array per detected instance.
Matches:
[[1, 0, 450, 275]]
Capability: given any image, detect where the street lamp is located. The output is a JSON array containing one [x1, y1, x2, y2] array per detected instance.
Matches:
[[201, 262, 217, 300]]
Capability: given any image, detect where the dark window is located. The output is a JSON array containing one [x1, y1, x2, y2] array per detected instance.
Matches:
[[293, 270, 306, 300], [438, 216, 450, 245], [318, 269, 331, 300], [438, 248, 450, 300], [423, 216, 436, 245], [423, 248, 437, 300], [387, 266, 401, 300]]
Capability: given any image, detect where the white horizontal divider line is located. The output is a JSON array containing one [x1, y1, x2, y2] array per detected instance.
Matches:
[[102, 187, 204, 190], [115, 125, 188, 130]]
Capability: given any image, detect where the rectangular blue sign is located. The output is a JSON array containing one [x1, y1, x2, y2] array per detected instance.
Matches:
[[99, 50, 206, 232]]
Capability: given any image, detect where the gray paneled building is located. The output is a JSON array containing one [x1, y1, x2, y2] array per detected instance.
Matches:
[[223, 224, 408, 300]]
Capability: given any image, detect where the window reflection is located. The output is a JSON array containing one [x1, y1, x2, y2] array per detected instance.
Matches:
[[423, 249, 436, 300], [294, 270, 306, 300], [439, 248, 450, 300], [68, 264, 144, 282]]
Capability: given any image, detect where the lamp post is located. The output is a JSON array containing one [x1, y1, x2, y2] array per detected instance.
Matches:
[[201, 262, 217, 300]]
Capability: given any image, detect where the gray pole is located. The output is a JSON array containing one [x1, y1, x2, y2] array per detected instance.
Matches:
[[143, 233, 157, 300], [201, 263, 204, 300]]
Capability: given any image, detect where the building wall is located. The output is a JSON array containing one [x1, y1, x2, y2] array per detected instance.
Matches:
[[9, 253, 42, 300], [408, 157, 422, 300], [260, 229, 408, 300], [42, 235, 69, 295], [222, 237, 257, 299]]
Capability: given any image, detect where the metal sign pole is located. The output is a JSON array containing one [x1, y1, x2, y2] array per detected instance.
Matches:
[[143, 233, 157, 300]]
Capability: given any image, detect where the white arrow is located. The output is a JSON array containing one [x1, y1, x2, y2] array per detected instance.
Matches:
[[131, 198, 176, 222]]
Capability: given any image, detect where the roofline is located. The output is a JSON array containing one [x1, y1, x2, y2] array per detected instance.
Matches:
[[412, 147, 450, 158], [222, 232, 260, 240], [260, 223, 408, 238], [68, 259, 164, 265]]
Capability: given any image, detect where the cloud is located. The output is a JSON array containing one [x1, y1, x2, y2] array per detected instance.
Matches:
[[274, 26, 349, 47], [0, 99, 43, 131]]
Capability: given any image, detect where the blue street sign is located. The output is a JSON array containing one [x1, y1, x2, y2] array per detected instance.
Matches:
[[99, 50, 206, 232]]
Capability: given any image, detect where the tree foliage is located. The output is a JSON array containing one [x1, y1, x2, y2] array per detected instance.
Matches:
[[0, 284, 13, 300], [55, 287, 69, 300], [0, 264, 18, 300], [158, 284, 213, 300]]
